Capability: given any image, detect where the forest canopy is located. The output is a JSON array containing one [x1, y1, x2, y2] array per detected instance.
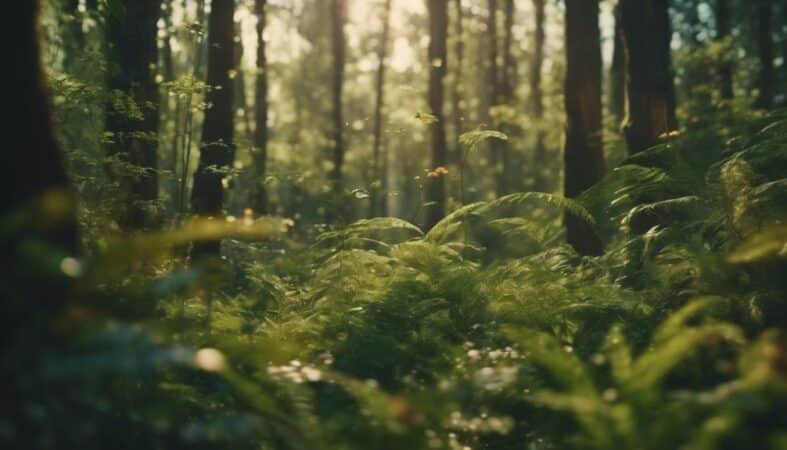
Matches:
[[2, 0, 787, 449]]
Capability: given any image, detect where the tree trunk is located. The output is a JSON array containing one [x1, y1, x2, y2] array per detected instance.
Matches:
[[500, 0, 515, 100], [234, 22, 253, 142], [487, 0, 499, 105], [715, 0, 733, 99], [425, 0, 449, 230], [191, 0, 235, 256], [105, 0, 161, 229], [451, 0, 465, 167], [370, 0, 393, 218], [3, 0, 79, 307], [329, 0, 347, 197], [620, 0, 678, 154], [564, 0, 605, 256], [530, 0, 546, 191], [609, 2, 626, 123], [755, 0, 774, 109], [253, 0, 269, 214], [496, 0, 515, 195], [486, 0, 504, 193]]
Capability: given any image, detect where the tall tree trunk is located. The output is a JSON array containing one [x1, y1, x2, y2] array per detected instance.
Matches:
[[234, 22, 253, 142], [500, 0, 515, 100], [620, 0, 678, 154], [329, 0, 347, 198], [253, 0, 269, 213], [451, 0, 465, 166], [191, 0, 235, 256], [496, 0, 515, 195], [425, 0, 449, 230], [755, 0, 774, 109], [564, 0, 605, 256], [3, 5, 79, 419], [6, 0, 78, 249], [105, 0, 161, 229], [530, 0, 547, 191], [609, 2, 626, 123], [715, 0, 733, 99], [4, 0, 79, 313], [486, 0, 503, 192], [370, 0, 393, 217], [487, 0, 499, 105]]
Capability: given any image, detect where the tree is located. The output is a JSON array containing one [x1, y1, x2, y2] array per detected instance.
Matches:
[[530, 0, 547, 191], [754, 0, 774, 109], [253, 0, 270, 214], [610, 2, 626, 122], [191, 0, 236, 256], [620, 0, 678, 154], [564, 0, 605, 256], [451, 0, 465, 167], [715, 0, 734, 99], [105, 0, 161, 229], [329, 0, 348, 198], [424, 0, 449, 230], [370, 0, 393, 218], [3, 0, 79, 322], [500, 0, 515, 101]]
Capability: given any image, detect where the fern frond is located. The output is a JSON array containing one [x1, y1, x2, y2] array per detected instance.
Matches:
[[480, 192, 596, 225]]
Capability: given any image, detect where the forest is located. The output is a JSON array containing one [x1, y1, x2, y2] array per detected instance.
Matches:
[[3, 0, 787, 449]]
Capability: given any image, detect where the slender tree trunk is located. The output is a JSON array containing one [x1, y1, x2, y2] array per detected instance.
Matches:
[[161, 0, 180, 216], [105, 0, 161, 229], [234, 22, 253, 142], [370, 0, 393, 217], [755, 0, 774, 109], [715, 0, 733, 99], [620, 0, 678, 154], [487, 0, 499, 105], [501, 0, 515, 100], [486, 0, 504, 192], [609, 2, 626, 123], [425, 0, 449, 230], [253, 0, 269, 214], [191, 0, 235, 256], [564, 0, 605, 256], [496, 0, 515, 195], [530, 0, 547, 191], [329, 0, 347, 198], [451, 0, 465, 166]]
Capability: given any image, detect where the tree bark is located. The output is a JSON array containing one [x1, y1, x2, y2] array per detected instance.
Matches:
[[425, 0, 449, 230], [755, 0, 774, 109], [253, 0, 270, 214], [500, 0, 515, 100], [329, 0, 347, 197], [105, 0, 161, 229], [487, 0, 499, 105], [715, 0, 733, 99], [3, 0, 79, 307], [620, 0, 678, 154], [191, 0, 235, 256], [451, 0, 465, 166], [370, 0, 393, 217], [564, 0, 605, 256], [609, 2, 626, 123], [530, 0, 547, 191]]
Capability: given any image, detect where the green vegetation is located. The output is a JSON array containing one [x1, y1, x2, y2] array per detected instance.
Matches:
[[3, 1, 787, 449]]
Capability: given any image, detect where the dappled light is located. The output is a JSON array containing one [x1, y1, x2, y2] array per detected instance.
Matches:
[[2, 0, 787, 450]]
